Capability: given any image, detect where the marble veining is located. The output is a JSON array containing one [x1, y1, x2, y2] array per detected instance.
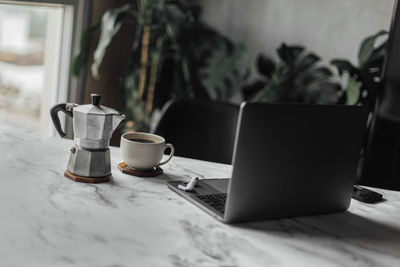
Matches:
[[1, 118, 400, 267]]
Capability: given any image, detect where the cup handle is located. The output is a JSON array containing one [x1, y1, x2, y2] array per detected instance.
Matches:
[[159, 143, 175, 166]]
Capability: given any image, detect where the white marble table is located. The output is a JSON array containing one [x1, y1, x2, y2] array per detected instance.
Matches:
[[1, 119, 400, 267]]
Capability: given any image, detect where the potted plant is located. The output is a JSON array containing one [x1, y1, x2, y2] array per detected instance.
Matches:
[[243, 43, 342, 104], [73, 0, 249, 132]]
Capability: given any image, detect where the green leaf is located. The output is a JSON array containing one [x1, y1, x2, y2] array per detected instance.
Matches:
[[300, 67, 332, 84], [295, 53, 320, 73], [242, 80, 267, 100], [330, 59, 358, 77], [257, 54, 275, 78], [253, 44, 341, 104], [358, 30, 388, 67], [346, 77, 361, 105], [91, 4, 133, 78], [361, 41, 387, 79], [314, 81, 342, 104], [72, 22, 100, 76], [199, 43, 249, 101], [277, 43, 304, 65]]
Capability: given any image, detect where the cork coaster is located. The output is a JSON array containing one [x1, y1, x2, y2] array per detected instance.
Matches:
[[64, 170, 112, 183], [118, 162, 163, 177]]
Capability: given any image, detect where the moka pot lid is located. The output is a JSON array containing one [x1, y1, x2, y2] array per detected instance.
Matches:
[[73, 94, 121, 116]]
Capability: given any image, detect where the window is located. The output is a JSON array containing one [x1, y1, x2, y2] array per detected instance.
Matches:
[[0, 0, 88, 136]]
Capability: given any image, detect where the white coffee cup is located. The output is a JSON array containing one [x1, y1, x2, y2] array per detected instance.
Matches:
[[121, 132, 175, 170]]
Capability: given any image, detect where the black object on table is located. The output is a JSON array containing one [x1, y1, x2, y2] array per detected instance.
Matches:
[[352, 185, 383, 203]]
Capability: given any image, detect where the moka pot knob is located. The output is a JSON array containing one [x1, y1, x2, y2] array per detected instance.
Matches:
[[91, 94, 101, 106]]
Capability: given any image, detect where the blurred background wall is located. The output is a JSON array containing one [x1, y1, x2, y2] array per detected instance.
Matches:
[[197, 0, 395, 78]]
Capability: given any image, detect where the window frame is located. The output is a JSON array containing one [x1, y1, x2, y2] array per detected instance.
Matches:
[[0, 0, 90, 136]]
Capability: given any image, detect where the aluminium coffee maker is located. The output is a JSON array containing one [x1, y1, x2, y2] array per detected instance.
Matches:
[[50, 94, 125, 183]]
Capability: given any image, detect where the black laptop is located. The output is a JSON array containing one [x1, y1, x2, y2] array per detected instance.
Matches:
[[167, 102, 368, 223]]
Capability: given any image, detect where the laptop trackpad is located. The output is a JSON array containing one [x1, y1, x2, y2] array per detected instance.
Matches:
[[204, 178, 229, 194]]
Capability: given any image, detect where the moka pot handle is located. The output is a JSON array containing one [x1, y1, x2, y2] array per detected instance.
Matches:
[[50, 103, 74, 138]]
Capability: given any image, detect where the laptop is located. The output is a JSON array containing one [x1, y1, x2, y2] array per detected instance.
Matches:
[[167, 102, 368, 223]]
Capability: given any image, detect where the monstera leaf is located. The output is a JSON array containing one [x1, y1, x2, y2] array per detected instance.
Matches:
[[91, 4, 133, 78], [346, 77, 361, 105], [72, 22, 100, 76], [257, 54, 275, 78], [250, 43, 341, 104], [330, 60, 358, 77], [358, 30, 388, 68], [277, 44, 304, 66], [72, 4, 134, 78], [198, 42, 248, 101], [331, 30, 388, 109]]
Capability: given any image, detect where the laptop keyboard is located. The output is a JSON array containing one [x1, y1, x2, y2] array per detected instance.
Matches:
[[196, 194, 227, 214]]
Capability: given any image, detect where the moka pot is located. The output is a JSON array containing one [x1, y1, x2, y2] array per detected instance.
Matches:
[[50, 94, 125, 177]]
